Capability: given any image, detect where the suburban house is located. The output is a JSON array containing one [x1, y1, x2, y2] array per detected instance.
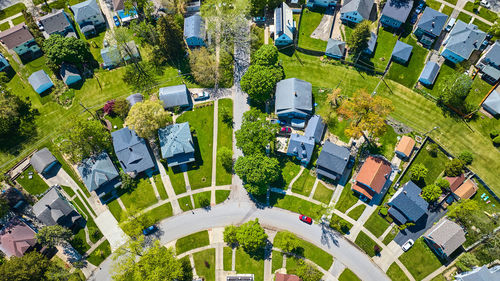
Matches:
[[482, 89, 500, 116], [60, 63, 82, 86], [424, 218, 466, 259], [275, 273, 302, 281], [158, 122, 196, 167], [414, 7, 448, 47], [316, 140, 350, 181], [339, 0, 373, 24], [77, 152, 121, 200], [71, 0, 106, 38], [113, 0, 138, 24], [387, 181, 428, 224], [0, 53, 10, 72], [286, 133, 315, 165], [30, 147, 58, 175], [454, 265, 500, 281], [0, 217, 37, 258], [446, 174, 465, 192], [0, 23, 41, 62], [304, 115, 325, 143], [38, 9, 76, 38], [419, 61, 440, 86], [325, 39, 346, 59], [112, 0, 124, 11], [28, 70, 54, 94], [101, 40, 141, 69], [112, 127, 155, 178], [380, 0, 413, 29], [307, 0, 337, 8], [33, 187, 83, 229], [159, 84, 192, 110], [184, 14, 206, 48], [391, 40, 413, 64], [476, 42, 500, 84], [394, 136, 415, 159], [274, 2, 295, 46], [452, 178, 478, 200], [364, 32, 377, 55], [441, 20, 486, 64], [275, 78, 312, 120], [352, 156, 392, 201], [126, 93, 143, 106]]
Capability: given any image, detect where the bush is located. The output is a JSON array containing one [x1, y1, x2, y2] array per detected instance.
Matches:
[[330, 215, 351, 234], [458, 151, 473, 165], [409, 163, 428, 183], [379, 207, 388, 216], [490, 129, 499, 138], [444, 159, 464, 177], [427, 143, 439, 157], [493, 136, 500, 147], [198, 197, 210, 208]]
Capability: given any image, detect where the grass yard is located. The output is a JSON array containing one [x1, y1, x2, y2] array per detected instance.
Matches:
[[425, 0, 442, 10], [354, 231, 382, 257], [104, 115, 124, 131], [87, 240, 111, 266], [215, 190, 230, 204], [477, 7, 498, 22], [0, 22, 10, 31], [11, 15, 25, 25], [119, 177, 158, 211], [472, 18, 491, 33], [235, 248, 265, 281], [371, 29, 398, 71], [72, 197, 91, 219], [107, 200, 125, 222], [382, 226, 399, 245], [297, 9, 328, 51], [86, 218, 103, 243], [121, 203, 173, 236], [70, 227, 91, 255], [177, 104, 214, 189], [291, 168, 316, 196], [165, 164, 187, 195], [193, 191, 212, 208], [270, 192, 325, 221], [387, 36, 428, 89], [400, 142, 448, 187], [77, 190, 96, 217], [285, 256, 323, 278], [367, 124, 399, 159], [463, 2, 475, 12], [153, 174, 168, 200], [275, 157, 302, 189], [271, 251, 283, 272], [274, 231, 333, 270], [335, 183, 359, 213], [0, 3, 26, 20], [466, 75, 492, 106], [193, 248, 216, 281], [61, 185, 75, 197], [400, 238, 443, 280], [223, 247, 232, 271], [312, 182, 334, 204], [216, 98, 233, 185], [176, 230, 210, 255], [16, 166, 50, 196], [443, 0, 457, 4], [430, 275, 447, 281], [387, 262, 410, 281], [338, 268, 361, 281], [178, 196, 193, 211], [441, 5, 454, 16], [347, 204, 366, 220], [457, 12, 472, 24]]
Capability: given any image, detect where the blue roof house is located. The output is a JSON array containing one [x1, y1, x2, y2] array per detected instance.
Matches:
[[414, 7, 448, 47], [419, 61, 440, 86], [0, 54, 10, 72], [158, 122, 196, 167], [60, 64, 82, 86], [159, 84, 192, 110], [455, 265, 500, 281], [287, 133, 315, 165], [441, 20, 486, 64], [387, 181, 428, 224], [304, 115, 325, 143], [307, 0, 337, 8], [112, 127, 155, 178], [184, 14, 205, 48], [77, 152, 121, 200], [275, 78, 312, 119], [325, 39, 346, 59], [364, 32, 377, 55], [380, 0, 413, 29], [482, 90, 500, 116], [340, 0, 373, 24], [28, 70, 53, 94], [71, 0, 106, 38], [316, 141, 350, 181], [391, 40, 413, 64], [477, 42, 500, 84], [274, 3, 295, 46]]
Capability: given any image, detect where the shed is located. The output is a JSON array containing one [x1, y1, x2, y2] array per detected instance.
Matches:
[[30, 147, 58, 174], [158, 122, 195, 167], [159, 84, 191, 109], [275, 78, 313, 119], [101, 46, 121, 69], [304, 115, 325, 143], [419, 61, 440, 86], [391, 40, 413, 64], [126, 93, 143, 106], [60, 63, 82, 86], [395, 136, 415, 159], [482, 90, 500, 116], [325, 39, 346, 59], [287, 133, 315, 165], [316, 141, 350, 181], [453, 179, 478, 200], [28, 70, 54, 94]]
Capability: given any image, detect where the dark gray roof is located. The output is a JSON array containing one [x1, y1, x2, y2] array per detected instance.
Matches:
[[158, 122, 195, 166], [366, 32, 377, 53], [455, 265, 500, 281], [287, 133, 315, 164], [274, 3, 293, 39], [275, 78, 313, 117], [32, 187, 82, 228], [30, 148, 57, 173], [60, 64, 81, 83], [184, 14, 205, 40], [28, 70, 53, 92], [419, 61, 440, 84], [325, 39, 346, 57], [72, 0, 102, 23], [126, 93, 143, 106], [483, 90, 500, 115], [425, 218, 466, 257], [0, 24, 34, 50], [159, 84, 190, 108], [381, 0, 413, 23], [316, 141, 350, 179], [340, 0, 374, 20], [38, 10, 72, 35], [392, 40, 413, 62], [445, 20, 486, 60], [417, 7, 448, 37], [479, 42, 500, 67], [112, 127, 155, 176], [77, 152, 120, 192], [304, 115, 325, 143], [388, 181, 428, 224], [483, 65, 500, 81]]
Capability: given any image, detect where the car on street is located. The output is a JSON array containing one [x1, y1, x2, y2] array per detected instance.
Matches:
[[113, 16, 121, 27], [142, 225, 157, 235], [280, 127, 292, 134], [480, 0, 491, 8], [299, 215, 312, 224], [402, 239, 414, 251]]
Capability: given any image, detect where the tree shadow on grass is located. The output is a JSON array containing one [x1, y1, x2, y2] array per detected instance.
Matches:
[[185, 133, 204, 172]]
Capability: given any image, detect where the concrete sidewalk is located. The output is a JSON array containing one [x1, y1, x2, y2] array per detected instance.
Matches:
[[94, 210, 128, 252]]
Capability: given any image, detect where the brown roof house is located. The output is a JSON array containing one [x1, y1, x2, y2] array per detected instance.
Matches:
[[395, 136, 415, 159], [0, 217, 37, 257], [446, 174, 465, 192], [0, 23, 41, 62], [424, 218, 466, 259], [352, 156, 392, 201], [275, 273, 302, 281], [453, 179, 478, 200]]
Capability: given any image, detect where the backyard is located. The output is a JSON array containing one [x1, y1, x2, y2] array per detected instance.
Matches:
[[193, 249, 216, 281], [335, 184, 359, 213], [369, 28, 398, 71], [399, 141, 449, 187], [16, 166, 50, 196], [297, 9, 328, 51], [386, 36, 428, 89]]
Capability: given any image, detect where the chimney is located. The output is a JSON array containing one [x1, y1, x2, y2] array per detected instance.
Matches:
[[432, 21, 435, 28], [294, 92, 297, 97]]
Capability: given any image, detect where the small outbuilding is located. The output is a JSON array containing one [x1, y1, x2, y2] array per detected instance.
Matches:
[[364, 32, 377, 55], [453, 178, 478, 200], [126, 93, 143, 106], [482, 90, 500, 116], [395, 136, 415, 159], [419, 61, 440, 86], [30, 147, 58, 175], [60, 63, 82, 86], [28, 70, 54, 94], [159, 84, 191, 110], [391, 40, 413, 64], [325, 39, 346, 59]]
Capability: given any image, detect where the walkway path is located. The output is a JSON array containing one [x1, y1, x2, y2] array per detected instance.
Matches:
[[94, 210, 128, 252]]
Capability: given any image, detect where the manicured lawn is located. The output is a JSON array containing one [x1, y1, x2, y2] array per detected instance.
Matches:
[[223, 247, 232, 271], [104, 114, 124, 131], [119, 177, 158, 211], [193, 191, 212, 208], [270, 192, 325, 221], [400, 238, 443, 280], [443, 0, 457, 4], [61, 185, 75, 198], [371, 29, 398, 71], [354, 231, 382, 257], [153, 174, 168, 200], [387, 36, 428, 89], [235, 248, 264, 281], [274, 231, 333, 270], [16, 166, 50, 196], [297, 9, 328, 51], [387, 262, 410, 281], [86, 218, 103, 243], [77, 190, 96, 217], [338, 268, 361, 281], [271, 251, 283, 272], [364, 212, 391, 238], [425, 0, 442, 10], [347, 204, 366, 221], [165, 164, 187, 195], [0, 3, 26, 20], [312, 182, 334, 204], [286, 256, 323, 277], [0, 22, 10, 31], [176, 230, 210, 255], [457, 12, 472, 23], [11, 15, 25, 25], [477, 7, 498, 22], [441, 5, 454, 16], [472, 18, 491, 33], [463, 2, 475, 12], [430, 275, 447, 281], [215, 190, 230, 204], [216, 98, 233, 185], [335, 183, 359, 213], [193, 248, 216, 281], [400, 142, 448, 187], [466, 75, 492, 106], [367, 124, 399, 160], [87, 240, 111, 266], [382, 226, 399, 245], [107, 200, 125, 222], [330, 213, 353, 234], [72, 197, 91, 219], [178, 195, 193, 211], [275, 157, 302, 189], [177, 104, 214, 189], [291, 168, 316, 196], [121, 203, 173, 236]]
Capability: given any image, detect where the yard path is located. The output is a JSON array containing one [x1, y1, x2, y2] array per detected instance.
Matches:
[[149, 176, 161, 200], [84, 236, 107, 256], [308, 178, 320, 199], [287, 166, 305, 191], [154, 154, 182, 215]]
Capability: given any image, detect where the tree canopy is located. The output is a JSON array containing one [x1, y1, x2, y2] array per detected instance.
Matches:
[[0, 91, 35, 145], [125, 99, 173, 140], [437, 72, 473, 112], [223, 225, 239, 246], [234, 153, 281, 196], [59, 118, 111, 162], [235, 219, 268, 253], [240, 64, 284, 103], [409, 163, 428, 184], [421, 184, 442, 202], [36, 225, 73, 248], [274, 231, 299, 254], [43, 34, 94, 70], [444, 158, 464, 177], [251, 45, 279, 66], [346, 21, 371, 57], [235, 108, 279, 155], [189, 47, 218, 87]]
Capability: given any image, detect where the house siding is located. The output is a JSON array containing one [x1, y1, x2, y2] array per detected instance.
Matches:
[[441, 48, 465, 64], [186, 36, 205, 47], [380, 15, 403, 28], [340, 11, 364, 24], [275, 34, 293, 46]]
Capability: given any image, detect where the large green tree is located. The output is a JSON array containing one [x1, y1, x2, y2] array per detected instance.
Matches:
[[437, 72, 473, 112], [235, 108, 279, 155], [251, 45, 279, 66], [240, 64, 284, 103], [223, 225, 239, 246], [0, 197, 8, 219], [234, 154, 280, 196], [0, 91, 35, 145], [274, 231, 299, 254], [59, 118, 111, 162], [409, 163, 428, 184], [43, 34, 94, 70], [421, 184, 442, 202], [189, 47, 218, 87], [236, 219, 268, 253], [125, 99, 173, 140], [36, 225, 73, 248], [346, 20, 371, 57], [157, 15, 185, 65], [444, 158, 464, 177]]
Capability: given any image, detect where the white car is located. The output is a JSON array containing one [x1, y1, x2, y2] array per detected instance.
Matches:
[[402, 239, 414, 251], [480, 0, 491, 8]]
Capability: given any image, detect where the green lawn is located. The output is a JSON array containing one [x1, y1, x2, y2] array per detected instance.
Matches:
[[72, 197, 91, 219], [235, 248, 264, 281], [77, 190, 96, 217], [193, 248, 216, 281], [430, 275, 447, 281], [338, 268, 361, 281], [271, 251, 283, 272], [441, 5, 454, 16], [387, 262, 410, 281], [335, 183, 359, 213], [215, 190, 230, 204], [165, 164, 187, 194], [382, 226, 399, 245], [11, 14, 24, 25], [347, 204, 366, 221], [367, 124, 399, 160], [104, 114, 124, 131], [216, 98, 233, 185], [223, 247, 232, 271], [463, 1, 476, 12], [178, 195, 193, 211], [477, 7, 498, 22], [70, 227, 91, 255], [400, 238, 443, 280], [354, 231, 382, 257], [371, 29, 398, 71], [61, 185, 75, 198], [330, 213, 353, 234], [16, 166, 50, 196], [153, 174, 168, 200], [425, 0, 442, 10], [443, 0, 457, 4], [119, 177, 158, 211], [275, 158, 302, 189], [285, 256, 323, 278], [121, 203, 173, 236], [87, 240, 111, 266], [0, 22, 10, 31], [387, 36, 428, 89], [400, 142, 448, 187], [176, 230, 210, 255], [457, 12, 472, 23], [312, 182, 333, 204], [0, 3, 26, 20], [193, 191, 212, 208], [472, 18, 491, 33], [177, 104, 214, 189], [297, 9, 328, 51], [107, 200, 125, 222], [466, 75, 492, 106], [270, 192, 325, 221], [291, 168, 316, 196], [86, 218, 103, 244]]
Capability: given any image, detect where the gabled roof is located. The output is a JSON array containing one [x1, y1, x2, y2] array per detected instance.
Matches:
[[38, 10, 72, 35], [482, 65, 500, 81], [395, 136, 415, 157], [0, 217, 36, 257], [446, 174, 465, 192], [32, 187, 82, 228], [316, 140, 350, 177], [77, 152, 120, 192], [445, 20, 486, 60], [325, 39, 346, 57], [419, 61, 440, 84], [340, 0, 374, 20], [454, 179, 478, 200], [72, 0, 102, 23], [287, 133, 315, 164], [304, 115, 325, 143], [113, 0, 124, 11], [479, 42, 500, 68], [483, 90, 500, 115], [158, 122, 195, 166], [425, 218, 466, 257], [366, 32, 377, 53], [159, 84, 190, 108], [417, 7, 448, 37], [0, 23, 34, 49], [388, 181, 428, 224], [356, 156, 392, 193], [112, 127, 155, 175], [275, 273, 302, 281], [392, 40, 413, 62], [275, 78, 313, 116], [184, 14, 205, 40], [455, 265, 500, 281], [126, 93, 143, 106], [381, 0, 413, 23], [30, 147, 57, 174], [275, 2, 293, 39], [60, 63, 81, 84], [28, 70, 53, 93]]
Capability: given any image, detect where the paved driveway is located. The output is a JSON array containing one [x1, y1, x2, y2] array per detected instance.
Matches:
[[94, 210, 129, 252], [394, 207, 447, 246]]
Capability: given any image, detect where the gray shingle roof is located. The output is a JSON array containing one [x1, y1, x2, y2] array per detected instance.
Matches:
[[392, 40, 413, 62], [479, 42, 500, 68], [381, 0, 413, 23], [158, 122, 195, 166], [445, 20, 486, 60], [275, 78, 313, 117], [38, 10, 72, 35], [71, 0, 102, 23], [112, 127, 155, 176], [113, 0, 124, 11], [126, 93, 143, 106], [419, 61, 440, 84], [304, 115, 325, 143], [30, 148, 57, 174], [417, 7, 448, 37], [483, 65, 500, 81], [325, 39, 346, 58], [159, 84, 190, 108], [455, 265, 500, 281], [388, 181, 428, 224], [287, 133, 315, 164], [316, 141, 350, 179], [483, 90, 500, 115], [275, 2, 293, 40], [28, 70, 53, 92], [32, 187, 82, 228], [184, 14, 205, 40], [340, 0, 374, 20], [78, 152, 120, 192], [425, 218, 466, 257], [0, 23, 34, 49], [366, 32, 377, 54], [60, 63, 81, 84]]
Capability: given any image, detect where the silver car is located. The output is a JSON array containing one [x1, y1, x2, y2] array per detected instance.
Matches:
[[402, 239, 414, 251]]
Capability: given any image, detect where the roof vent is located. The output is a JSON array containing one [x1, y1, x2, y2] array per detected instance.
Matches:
[[432, 21, 435, 28], [294, 92, 297, 97], [344, 157, 348, 161]]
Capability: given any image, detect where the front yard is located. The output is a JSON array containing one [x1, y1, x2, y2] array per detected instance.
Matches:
[[175, 230, 210, 255], [119, 177, 158, 211], [399, 238, 443, 280], [216, 99, 233, 185], [270, 192, 325, 221], [354, 231, 382, 257], [297, 8, 328, 51], [291, 168, 316, 196], [235, 248, 264, 281], [193, 248, 216, 281]]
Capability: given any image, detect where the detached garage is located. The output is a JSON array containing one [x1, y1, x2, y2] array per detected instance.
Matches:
[[482, 90, 500, 116]]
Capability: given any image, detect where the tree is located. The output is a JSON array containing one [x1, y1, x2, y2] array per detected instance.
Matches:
[[22, 10, 44, 47], [125, 0, 154, 21], [0, 91, 35, 143], [103, 100, 115, 115], [120, 207, 154, 237], [236, 219, 268, 253], [456, 252, 479, 272], [295, 259, 323, 281], [437, 73, 473, 110], [43, 34, 94, 70], [274, 231, 299, 254], [421, 184, 442, 202], [0, 197, 8, 219], [251, 45, 279, 66], [234, 154, 281, 196], [409, 163, 428, 183], [0, 252, 51, 281], [444, 158, 464, 177], [113, 98, 131, 119], [435, 178, 450, 191], [157, 15, 185, 65], [217, 147, 233, 172], [161, 0, 188, 14], [122, 61, 157, 91], [249, 0, 267, 16], [337, 90, 393, 144], [125, 99, 173, 140], [59, 119, 111, 162], [223, 225, 239, 246], [235, 108, 279, 155], [489, 22, 500, 37], [36, 225, 72, 247], [458, 150, 473, 165], [346, 20, 371, 57], [120, 170, 137, 190], [189, 47, 218, 87], [240, 64, 284, 103]]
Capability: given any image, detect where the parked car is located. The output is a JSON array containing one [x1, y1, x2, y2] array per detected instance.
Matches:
[[480, 0, 491, 8], [113, 16, 121, 27], [402, 239, 414, 251], [415, 2, 425, 14], [299, 215, 312, 224], [142, 225, 157, 235], [193, 91, 210, 101], [445, 17, 456, 32], [280, 127, 292, 134]]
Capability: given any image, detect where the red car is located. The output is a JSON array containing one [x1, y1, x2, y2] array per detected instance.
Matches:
[[280, 127, 292, 134], [299, 215, 312, 224]]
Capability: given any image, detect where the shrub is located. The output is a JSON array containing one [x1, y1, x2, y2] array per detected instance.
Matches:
[[409, 163, 428, 183], [490, 129, 499, 138], [330, 215, 351, 234], [435, 178, 450, 191], [198, 197, 210, 208], [493, 136, 500, 147], [444, 159, 464, 177], [427, 143, 439, 157], [458, 151, 473, 165], [379, 207, 388, 216]]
